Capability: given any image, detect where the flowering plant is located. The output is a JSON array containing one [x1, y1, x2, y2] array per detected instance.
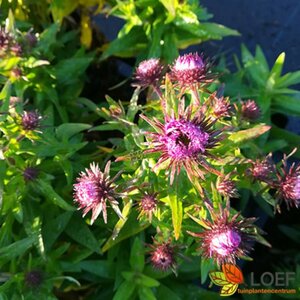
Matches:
[[0, 4, 300, 300]]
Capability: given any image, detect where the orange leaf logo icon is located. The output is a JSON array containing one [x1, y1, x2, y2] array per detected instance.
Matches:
[[222, 264, 244, 284]]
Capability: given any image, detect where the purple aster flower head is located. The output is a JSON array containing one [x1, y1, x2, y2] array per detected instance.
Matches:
[[73, 161, 124, 224], [25, 270, 44, 288], [148, 239, 177, 272], [249, 155, 275, 182], [170, 52, 211, 87], [141, 101, 223, 184], [217, 175, 238, 198], [276, 161, 300, 209], [188, 204, 257, 265], [133, 58, 164, 87], [137, 192, 158, 221], [21, 110, 42, 131], [25, 31, 37, 48], [23, 167, 39, 181], [241, 99, 261, 121]]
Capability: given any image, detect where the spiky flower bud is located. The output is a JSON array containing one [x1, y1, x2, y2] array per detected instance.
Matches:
[[0, 29, 11, 56], [21, 110, 42, 131], [73, 161, 124, 224], [217, 177, 238, 198], [170, 53, 209, 86], [138, 192, 158, 221], [23, 167, 39, 181], [213, 96, 232, 118], [148, 240, 176, 272], [277, 163, 300, 208], [133, 58, 164, 87], [241, 100, 261, 121], [250, 157, 274, 182], [25, 270, 43, 288]]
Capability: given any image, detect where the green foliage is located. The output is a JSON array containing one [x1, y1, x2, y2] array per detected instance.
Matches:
[[0, 1, 299, 300], [221, 44, 300, 154], [102, 0, 239, 62]]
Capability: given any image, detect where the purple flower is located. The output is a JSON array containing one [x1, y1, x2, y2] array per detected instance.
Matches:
[[188, 204, 257, 265], [241, 100, 261, 121], [141, 102, 222, 184], [137, 192, 158, 221], [148, 239, 177, 272], [21, 110, 42, 131], [23, 167, 39, 181], [25, 270, 43, 288], [73, 161, 123, 224], [277, 162, 300, 209], [133, 58, 164, 87], [170, 53, 210, 87], [210, 229, 241, 257]]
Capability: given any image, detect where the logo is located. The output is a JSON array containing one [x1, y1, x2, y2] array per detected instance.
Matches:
[[209, 264, 243, 296], [209, 264, 297, 297]]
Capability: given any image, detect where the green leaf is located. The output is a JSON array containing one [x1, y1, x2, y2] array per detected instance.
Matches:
[[276, 70, 300, 88], [139, 274, 160, 287], [102, 207, 149, 252], [113, 280, 136, 300], [79, 260, 113, 278], [51, 0, 78, 22], [272, 95, 300, 116], [162, 30, 179, 63], [159, 0, 178, 16], [270, 127, 300, 153], [138, 287, 156, 300], [228, 125, 271, 144], [36, 23, 59, 58], [0, 81, 11, 121], [201, 258, 216, 284], [65, 215, 100, 252], [0, 236, 36, 265], [168, 193, 183, 240], [255, 45, 270, 73], [270, 52, 285, 80], [278, 225, 300, 244], [43, 211, 73, 251], [54, 51, 93, 85], [199, 22, 239, 39], [241, 44, 268, 86], [157, 284, 181, 300], [130, 237, 145, 272], [56, 123, 91, 141], [36, 180, 75, 211], [101, 27, 147, 60]]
